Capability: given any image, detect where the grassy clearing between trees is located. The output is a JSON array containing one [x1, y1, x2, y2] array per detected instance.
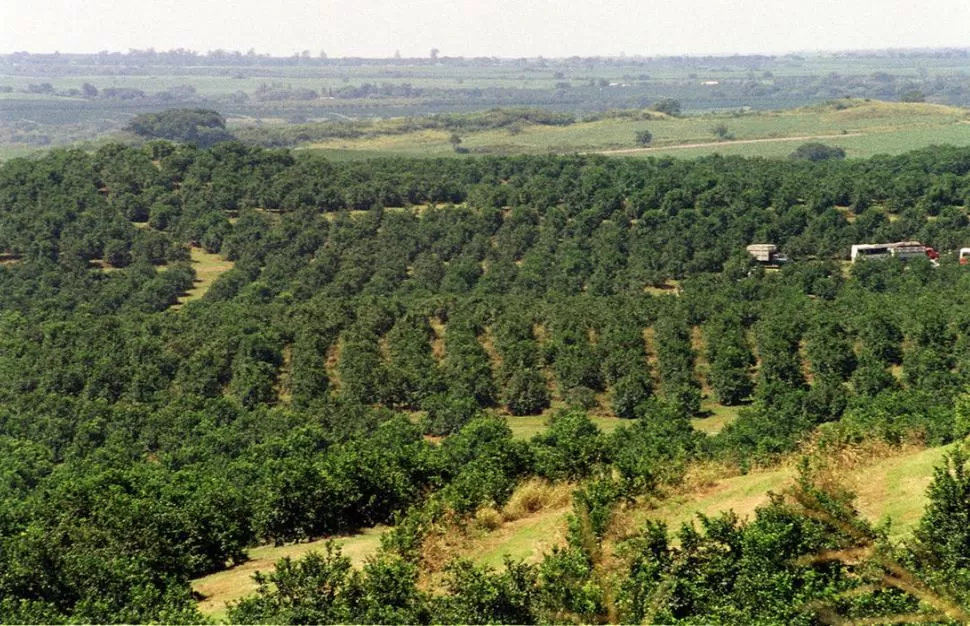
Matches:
[[505, 411, 624, 440], [690, 402, 742, 435], [172, 246, 234, 309], [504, 400, 740, 440], [191, 442, 955, 618], [304, 100, 970, 160], [634, 442, 953, 541], [193, 526, 386, 618]]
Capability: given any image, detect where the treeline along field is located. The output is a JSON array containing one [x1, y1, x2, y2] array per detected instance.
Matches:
[[7, 143, 970, 621]]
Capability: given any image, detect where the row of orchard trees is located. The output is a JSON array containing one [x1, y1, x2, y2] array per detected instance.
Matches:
[[5, 263, 969, 433], [10, 143, 970, 295], [226, 442, 970, 626], [7, 144, 970, 621]]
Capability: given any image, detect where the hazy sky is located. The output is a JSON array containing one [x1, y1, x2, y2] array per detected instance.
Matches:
[[3, 0, 968, 58]]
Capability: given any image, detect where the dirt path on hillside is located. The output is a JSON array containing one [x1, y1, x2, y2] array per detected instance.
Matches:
[[599, 132, 866, 155]]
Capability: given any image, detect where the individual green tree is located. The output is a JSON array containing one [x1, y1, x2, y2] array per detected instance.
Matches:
[[711, 123, 733, 140], [449, 133, 463, 152], [805, 315, 857, 381], [789, 142, 846, 161], [910, 448, 970, 602], [850, 353, 899, 397], [227, 543, 359, 624], [125, 108, 234, 147], [611, 371, 653, 419], [337, 329, 386, 405], [651, 98, 681, 116], [421, 391, 480, 436], [653, 309, 702, 415], [635, 130, 653, 146], [502, 368, 550, 416], [433, 558, 538, 625], [531, 409, 606, 481], [609, 403, 699, 492], [289, 329, 333, 408], [755, 312, 806, 391], [705, 319, 755, 406]]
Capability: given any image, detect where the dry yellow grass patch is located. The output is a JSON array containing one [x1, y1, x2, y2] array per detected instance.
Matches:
[[643, 280, 681, 296], [324, 338, 343, 391], [428, 316, 446, 362], [193, 527, 386, 617], [276, 344, 293, 403], [642, 327, 661, 389], [691, 402, 742, 436], [472, 507, 504, 533], [691, 326, 711, 394], [172, 247, 234, 309], [419, 480, 576, 586], [501, 478, 574, 522], [88, 259, 121, 272], [829, 100, 966, 122], [631, 439, 949, 542], [478, 326, 503, 370]]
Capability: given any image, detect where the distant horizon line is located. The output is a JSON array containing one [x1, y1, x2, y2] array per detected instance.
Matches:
[[3, 45, 969, 60]]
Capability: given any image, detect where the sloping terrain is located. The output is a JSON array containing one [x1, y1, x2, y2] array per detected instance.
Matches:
[[193, 527, 386, 619], [193, 442, 953, 617], [306, 100, 970, 160]]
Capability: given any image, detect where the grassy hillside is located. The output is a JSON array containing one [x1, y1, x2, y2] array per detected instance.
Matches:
[[193, 527, 386, 619], [633, 443, 950, 540], [192, 441, 955, 617], [304, 100, 970, 160]]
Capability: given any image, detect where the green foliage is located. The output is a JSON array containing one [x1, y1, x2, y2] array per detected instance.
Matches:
[[440, 416, 533, 513], [651, 98, 682, 116], [6, 142, 970, 621], [435, 558, 538, 624], [502, 369, 550, 416], [421, 391, 480, 436], [910, 447, 970, 598], [712, 123, 733, 140], [789, 142, 847, 161], [126, 108, 234, 147], [227, 543, 361, 624], [653, 310, 702, 415], [531, 409, 607, 481], [610, 404, 700, 492]]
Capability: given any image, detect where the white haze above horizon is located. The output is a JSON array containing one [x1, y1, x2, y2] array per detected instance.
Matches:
[[2, 0, 968, 58]]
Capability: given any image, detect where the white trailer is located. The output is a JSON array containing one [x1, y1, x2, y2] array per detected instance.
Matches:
[[851, 241, 938, 263]]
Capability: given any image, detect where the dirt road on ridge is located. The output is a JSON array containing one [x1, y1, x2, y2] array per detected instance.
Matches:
[[599, 132, 865, 155]]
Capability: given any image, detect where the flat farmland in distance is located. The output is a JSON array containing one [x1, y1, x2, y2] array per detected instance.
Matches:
[[305, 100, 970, 160]]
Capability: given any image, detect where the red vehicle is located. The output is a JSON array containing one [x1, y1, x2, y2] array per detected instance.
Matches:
[[851, 241, 938, 264]]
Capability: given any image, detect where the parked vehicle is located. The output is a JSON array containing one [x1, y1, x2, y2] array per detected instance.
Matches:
[[851, 241, 938, 263], [746, 244, 789, 266]]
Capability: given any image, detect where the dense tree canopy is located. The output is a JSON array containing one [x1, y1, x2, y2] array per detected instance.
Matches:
[[125, 108, 234, 147], [3, 142, 970, 622]]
